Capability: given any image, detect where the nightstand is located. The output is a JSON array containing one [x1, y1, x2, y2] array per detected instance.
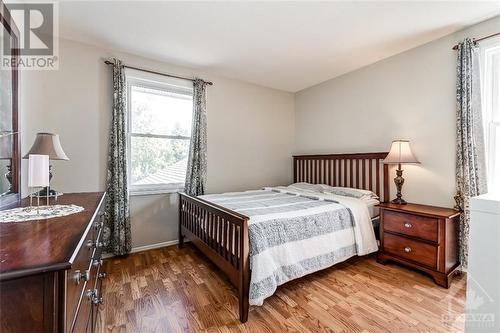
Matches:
[[377, 202, 461, 288]]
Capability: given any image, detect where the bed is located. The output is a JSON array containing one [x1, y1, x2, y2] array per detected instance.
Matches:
[[178, 153, 389, 322]]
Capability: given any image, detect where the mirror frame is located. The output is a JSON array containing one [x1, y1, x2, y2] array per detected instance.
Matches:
[[0, 0, 20, 209]]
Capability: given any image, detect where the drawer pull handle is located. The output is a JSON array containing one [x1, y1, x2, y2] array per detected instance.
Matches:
[[98, 272, 107, 279], [87, 240, 104, 249], [74, 271, 82, 284], [404, 222, 412, 228], [404, 246, 412, 253], [74, 269, 90, 284]]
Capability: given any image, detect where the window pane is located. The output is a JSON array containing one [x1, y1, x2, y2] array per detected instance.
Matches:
[[492, 52, 500, 122], [131, 85, 193, 136], [491, 125, 500, 190], [131, 136, 190, 186], [483, 43, 500, 192]]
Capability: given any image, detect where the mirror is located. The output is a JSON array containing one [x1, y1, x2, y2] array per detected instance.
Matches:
[[0, 137, 13, 195], [0, 1, 20, 209]]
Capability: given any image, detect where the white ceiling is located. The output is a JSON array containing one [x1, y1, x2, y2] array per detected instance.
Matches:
[[58, 1, 500, 92]]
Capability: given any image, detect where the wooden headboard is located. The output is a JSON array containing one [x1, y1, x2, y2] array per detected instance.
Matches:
[[293, 152, 390, 203]]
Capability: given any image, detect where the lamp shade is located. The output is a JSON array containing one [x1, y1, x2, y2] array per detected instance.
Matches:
[[383, 140, 420, 164], [28, 154, 49, 187], [23, 133, 69, 160]]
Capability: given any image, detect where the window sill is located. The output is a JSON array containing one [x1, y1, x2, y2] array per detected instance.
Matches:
[[130, 188, 184, 196]]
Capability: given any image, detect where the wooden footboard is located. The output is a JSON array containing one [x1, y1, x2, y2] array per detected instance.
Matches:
[[178, 193, 251, 322]]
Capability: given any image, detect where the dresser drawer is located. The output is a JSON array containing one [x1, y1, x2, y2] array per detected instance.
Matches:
[[72, 284, 93, 333], [383, 233, 437, 269], [92, 208, 105, 239], [383, 210, 438, 242], [67, 234, 94, 330], [67, 211, 105, 331], [69, 246, 104, 332], [72, 222, 105, 332]]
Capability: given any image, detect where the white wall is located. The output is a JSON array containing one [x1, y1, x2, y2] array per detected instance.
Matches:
[[21, 38, 295, 249], [295, 16, 500, 208]]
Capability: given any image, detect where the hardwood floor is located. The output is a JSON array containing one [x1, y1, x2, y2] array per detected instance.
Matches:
[[97, 244, 466, 333]]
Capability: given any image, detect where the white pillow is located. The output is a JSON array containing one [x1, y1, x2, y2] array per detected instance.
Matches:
[[289, 183, 379, 200], [319, 185, 379, 200], [288, 182, 323, 193]]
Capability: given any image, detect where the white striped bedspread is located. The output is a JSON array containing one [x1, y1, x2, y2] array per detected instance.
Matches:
[[200, 186, 378, 306]]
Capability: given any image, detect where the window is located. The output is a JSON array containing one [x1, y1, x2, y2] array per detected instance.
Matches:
[[127, 71, 193, 194], [480, 39, 500, 192]]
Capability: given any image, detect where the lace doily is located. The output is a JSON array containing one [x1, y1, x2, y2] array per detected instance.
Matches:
[[0, 205, 85, 223]]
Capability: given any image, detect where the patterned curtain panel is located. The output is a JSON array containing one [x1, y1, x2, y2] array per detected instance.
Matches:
[[455, 38, 488, 268], [185, 79, 208, 196], [103, 58, 132, 256]]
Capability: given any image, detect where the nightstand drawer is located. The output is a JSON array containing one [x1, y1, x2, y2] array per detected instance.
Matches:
[[383, 233, 437, 269], [384, 210, 438, 242]]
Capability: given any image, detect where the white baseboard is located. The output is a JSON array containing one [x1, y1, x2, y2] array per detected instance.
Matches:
[[102, 239, 180, 259], [131, 239, 180, 253]]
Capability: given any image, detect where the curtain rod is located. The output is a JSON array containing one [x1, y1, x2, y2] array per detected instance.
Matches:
[[452, 32, 500, 50], [103, 60, 213, 85]]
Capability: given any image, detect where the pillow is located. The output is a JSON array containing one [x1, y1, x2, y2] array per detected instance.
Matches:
[[320, 185, 379, 200], [287, 182, 323, 193], [289, 183, 379, 200]]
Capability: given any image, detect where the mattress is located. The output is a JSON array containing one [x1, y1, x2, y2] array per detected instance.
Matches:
[[200, 186, 379, 306]]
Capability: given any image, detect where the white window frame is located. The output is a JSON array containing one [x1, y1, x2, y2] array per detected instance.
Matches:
[[126, 69, 194, 196], [480, 37, 500, 192]]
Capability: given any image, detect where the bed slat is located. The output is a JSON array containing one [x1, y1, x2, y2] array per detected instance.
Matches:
[[293, 152, 389, 202]]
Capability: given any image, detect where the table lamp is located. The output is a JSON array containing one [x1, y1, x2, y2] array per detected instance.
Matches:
[[383, 140, 420, 204], [28, 154, 49, 209], [24, 133, 69, 197]]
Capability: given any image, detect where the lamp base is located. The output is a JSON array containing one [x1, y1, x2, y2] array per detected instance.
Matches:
[[391, 197, 407, 205], [35, 187, 63, 198], [392, 166, 407, 205]]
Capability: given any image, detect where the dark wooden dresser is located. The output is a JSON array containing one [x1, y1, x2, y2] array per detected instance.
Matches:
[[377, 202, 461, 288], [0, 192, 107, 333]]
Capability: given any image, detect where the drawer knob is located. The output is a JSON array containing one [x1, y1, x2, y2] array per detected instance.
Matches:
[[94, 221, 104, 230], [100, 211, 109, 223], [74, 269, 90, 284], [86, 289, 103, 305], [404, 246, 412, 253], [93, 258, 104, 267], [93, 296, 103, 305], [403, 222, 412, 228], [90, 289, 104, 305], [85, 289, 94, 300]]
